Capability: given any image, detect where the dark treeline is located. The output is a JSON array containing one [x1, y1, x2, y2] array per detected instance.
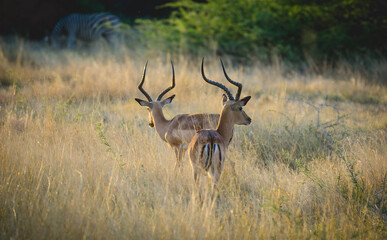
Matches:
[[1, 0, 386, 63], [0, 0, 171, 38]]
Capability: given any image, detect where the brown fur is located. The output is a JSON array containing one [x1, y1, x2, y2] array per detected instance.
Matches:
[[189, 130, 226, 185], [188, 95, 251, 190], [165, 113, 220, 145], [137, 99, 220, 170], [135, 62, 221, 170]]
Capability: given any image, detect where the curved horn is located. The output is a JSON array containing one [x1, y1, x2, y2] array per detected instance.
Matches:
[[220, 57, 242, 100], [138, 61, 152, 102], [157, 60, 176, 101], [201, 58, 234, 101]]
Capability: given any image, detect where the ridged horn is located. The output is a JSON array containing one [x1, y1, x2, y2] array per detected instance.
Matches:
[[201, 58, 234, 101], [157, 61, 176, 101], [138, 61, 152, 102], [220, 57, 242, 100]]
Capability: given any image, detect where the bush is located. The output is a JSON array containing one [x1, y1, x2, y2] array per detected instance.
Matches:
[[136, 0, 387, 63]]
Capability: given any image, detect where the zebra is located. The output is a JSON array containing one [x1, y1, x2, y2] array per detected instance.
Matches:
[[48, 13, 121, 49]]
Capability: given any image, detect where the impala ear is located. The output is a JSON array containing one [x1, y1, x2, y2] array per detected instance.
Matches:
[[238, 96, 251, 106], [222, 94, 228, 105], [161, 95, 175, 106], [135, 98, 152, 107]]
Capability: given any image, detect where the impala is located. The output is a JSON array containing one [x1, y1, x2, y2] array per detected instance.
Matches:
[[188, 58, 251, 191], [135, 61, 220, 170]]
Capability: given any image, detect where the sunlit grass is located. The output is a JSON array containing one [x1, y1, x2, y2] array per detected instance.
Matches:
[[0, 39, 386, 239]]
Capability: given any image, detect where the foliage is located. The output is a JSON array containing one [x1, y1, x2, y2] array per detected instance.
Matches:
[[136, 0, 387, 62]]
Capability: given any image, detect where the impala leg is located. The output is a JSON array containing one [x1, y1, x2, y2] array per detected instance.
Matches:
[[181, 147, 187, 162], [178, 146, 184, 168], [212, 174, 219, 193], [173, 147, 179, 171], [173, 147, 182, 171], [211, 156, 224, 200], [210, 174, 223, 207], [193, 168, 199, 185], [173, 146, 185, 172], [193, 167, 204, 205]]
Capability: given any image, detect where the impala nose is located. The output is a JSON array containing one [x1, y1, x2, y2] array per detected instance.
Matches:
[[246, 117, 252, 125]]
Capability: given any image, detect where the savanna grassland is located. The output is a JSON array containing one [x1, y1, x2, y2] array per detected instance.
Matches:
[[0, 39, 386, 239]]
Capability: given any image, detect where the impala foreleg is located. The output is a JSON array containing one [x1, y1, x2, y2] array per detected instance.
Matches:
[[173, 146, 184, 171]]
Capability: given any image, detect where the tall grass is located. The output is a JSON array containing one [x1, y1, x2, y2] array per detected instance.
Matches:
[[0, 39, 386, 239]]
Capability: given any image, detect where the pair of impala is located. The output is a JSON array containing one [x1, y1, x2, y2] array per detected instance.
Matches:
[[135, 58, 251, 190]]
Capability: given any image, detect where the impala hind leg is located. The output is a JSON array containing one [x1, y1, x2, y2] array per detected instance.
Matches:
[[193, 167, 199, 185], [192, 167, 205, 205]]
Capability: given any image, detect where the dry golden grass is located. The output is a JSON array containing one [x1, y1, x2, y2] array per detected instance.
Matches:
[[0, 39, 386, 239]]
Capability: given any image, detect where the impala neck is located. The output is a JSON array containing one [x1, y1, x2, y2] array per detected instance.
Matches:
[[215, 109, 235, 146], [152, 104, 170, 141]]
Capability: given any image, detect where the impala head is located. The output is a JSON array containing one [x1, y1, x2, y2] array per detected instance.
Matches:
[[220, 94, 251, 125], [202, 57, 252, 125], [135, 61, 176, 128]]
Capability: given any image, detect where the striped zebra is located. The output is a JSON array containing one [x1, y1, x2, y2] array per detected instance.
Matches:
[[48, 13, 121, 49]]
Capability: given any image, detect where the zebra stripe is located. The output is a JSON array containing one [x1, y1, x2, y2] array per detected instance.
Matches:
[[50, 13, 121, 49]]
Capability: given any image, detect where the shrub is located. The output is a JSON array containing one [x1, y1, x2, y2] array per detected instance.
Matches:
[[136, 0, 387, 63]]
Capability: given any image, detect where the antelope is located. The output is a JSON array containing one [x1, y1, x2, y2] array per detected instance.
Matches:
[[134, 61, 220, 170], [188, 58, 251, 191]]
